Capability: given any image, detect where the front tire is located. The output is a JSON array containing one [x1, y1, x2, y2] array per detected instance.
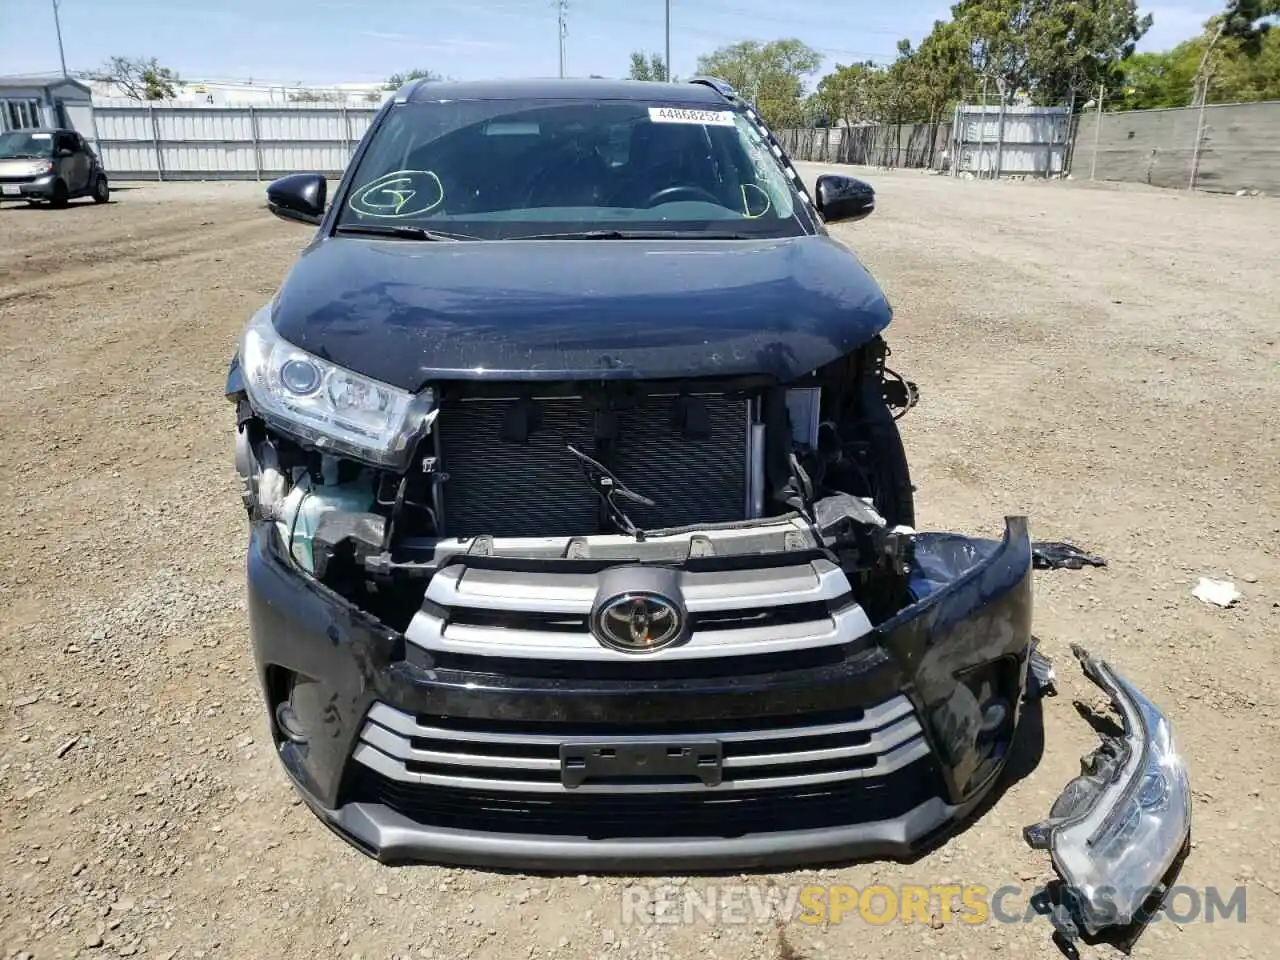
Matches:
[[49, 180, 69, 208], [93, 175, 110, 204]]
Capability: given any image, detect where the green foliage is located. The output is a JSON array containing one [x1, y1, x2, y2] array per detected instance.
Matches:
[[1221, 0, 1280, 55], [804, 0, 1150, 125], [946, 0, 1150, 102], [1117, 23, 1280, 108], [385, 68, 441, 90], [628, 52, 669, 82], [695, 39, 822, 128], [90, 56, 179, 101]]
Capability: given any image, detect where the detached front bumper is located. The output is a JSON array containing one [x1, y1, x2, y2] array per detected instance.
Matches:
[[247, 517, 1035, 869]]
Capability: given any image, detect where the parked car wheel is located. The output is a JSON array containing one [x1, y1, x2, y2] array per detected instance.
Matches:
[[93, 176, 110, 204], [49, 180, 69, 208]]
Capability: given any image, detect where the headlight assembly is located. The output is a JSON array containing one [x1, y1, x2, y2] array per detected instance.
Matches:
[[1024, 645, 1192, 936], [239, 306, 435, 470]]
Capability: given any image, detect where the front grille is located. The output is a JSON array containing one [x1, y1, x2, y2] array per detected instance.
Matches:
[[405, 558, 870, 662], [344, 759, 945, 838], [343, 696, 945, 837], [436, 395, 747, 538]]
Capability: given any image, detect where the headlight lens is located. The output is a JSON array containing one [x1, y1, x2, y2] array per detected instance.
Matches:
[[239, 306, 434, 469], [1027, 652, 1192, 935]]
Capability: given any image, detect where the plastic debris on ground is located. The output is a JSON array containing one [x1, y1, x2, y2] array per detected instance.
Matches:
[[1191, 577, 1242, 608], [1026, 639, 1057, 699], [1031, 541, 1107, 570]]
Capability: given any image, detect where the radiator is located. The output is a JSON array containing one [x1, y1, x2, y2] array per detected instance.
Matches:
[[437, 395, 748, 538]]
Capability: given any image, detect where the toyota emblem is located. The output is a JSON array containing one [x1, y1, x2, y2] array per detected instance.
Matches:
[[592, 593, 684, 653]]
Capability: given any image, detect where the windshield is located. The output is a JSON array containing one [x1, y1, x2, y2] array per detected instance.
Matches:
[[337, 99, 806, 239], [0, 131, 54, 159]]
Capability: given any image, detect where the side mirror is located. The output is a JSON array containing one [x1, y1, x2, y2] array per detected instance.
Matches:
[[814, 174, 875, 224], [267, 173, 327, 226], [57, 148, 75, 158]]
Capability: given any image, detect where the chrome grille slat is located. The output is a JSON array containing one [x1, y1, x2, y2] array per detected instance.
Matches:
[[407, 555, 874, 662], [366, 695, 913, 744], [359, 723, 562, 770], [355, 697, 929, 794], [353, 737, 930, 794], [425, 561, 851, 615]]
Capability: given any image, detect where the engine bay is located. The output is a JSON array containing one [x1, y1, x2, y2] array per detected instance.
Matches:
[[232, 335, 919, 632]]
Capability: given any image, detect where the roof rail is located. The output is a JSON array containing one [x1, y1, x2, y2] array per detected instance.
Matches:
[[395, 75, 436, 103], [687, 76, 738, 100]]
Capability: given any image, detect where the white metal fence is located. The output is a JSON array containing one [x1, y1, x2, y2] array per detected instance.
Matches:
[[950, 104, 1070, 177], [93, 101, 379, 180], [779, 105, 1071, 178]]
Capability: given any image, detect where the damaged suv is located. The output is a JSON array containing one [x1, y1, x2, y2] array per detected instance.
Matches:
[[229, 78, 1189, 931]]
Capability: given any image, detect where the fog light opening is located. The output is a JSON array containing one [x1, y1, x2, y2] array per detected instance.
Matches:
[[979, 697, 1011, 738], [275, 700, 310, 744]]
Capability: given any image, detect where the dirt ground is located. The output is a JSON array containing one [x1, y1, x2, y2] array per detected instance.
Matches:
[[1, 168, 1277, 960]]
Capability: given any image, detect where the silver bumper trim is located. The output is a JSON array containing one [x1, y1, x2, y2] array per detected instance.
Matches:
[[312, 794, 965, 869]]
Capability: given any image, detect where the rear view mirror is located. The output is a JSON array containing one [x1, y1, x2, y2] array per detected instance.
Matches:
[[267, 173, 327, 226], [814, 174, 875, 224]]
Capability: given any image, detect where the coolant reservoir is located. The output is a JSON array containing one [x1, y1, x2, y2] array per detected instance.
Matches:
[[275, 472, 374, 573]]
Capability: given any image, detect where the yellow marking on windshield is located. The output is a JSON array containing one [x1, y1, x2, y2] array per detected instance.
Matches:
[[349, 169, 445, 219]]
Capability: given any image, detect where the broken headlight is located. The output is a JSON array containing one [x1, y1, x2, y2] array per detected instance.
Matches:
[[1025, 646, 1191, 935], [239, 306, 434, 470]]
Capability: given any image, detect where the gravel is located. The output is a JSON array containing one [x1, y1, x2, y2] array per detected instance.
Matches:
[[1, 173, 1276, 959]]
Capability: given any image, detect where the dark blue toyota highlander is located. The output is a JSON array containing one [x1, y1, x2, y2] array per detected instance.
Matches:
[[227, 78, 1189, 932]]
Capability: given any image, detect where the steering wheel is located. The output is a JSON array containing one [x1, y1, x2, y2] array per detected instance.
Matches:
[[643, 185, 721, 208]]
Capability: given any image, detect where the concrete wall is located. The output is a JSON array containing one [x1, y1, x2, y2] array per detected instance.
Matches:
[[1074, 100, 1280, 194]]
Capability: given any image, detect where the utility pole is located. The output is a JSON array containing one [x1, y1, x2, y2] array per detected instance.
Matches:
[[664, 0, 670, 81], [51, 0, 68, 78], [1089, 82, 1104, 180], [557, 0, 567, 78]]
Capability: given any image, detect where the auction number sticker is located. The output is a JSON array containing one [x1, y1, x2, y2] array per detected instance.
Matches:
[[648, 107, 735, 126]]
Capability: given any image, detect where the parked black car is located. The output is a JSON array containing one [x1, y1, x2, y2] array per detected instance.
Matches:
[[0, 128, 109, 206], [227, 79, 1188, 929]]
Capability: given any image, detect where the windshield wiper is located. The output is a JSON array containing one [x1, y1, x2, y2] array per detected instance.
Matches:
[[2, 153, 45, 160], [333, 223, 477, 242], [510, 229, 754, 241]]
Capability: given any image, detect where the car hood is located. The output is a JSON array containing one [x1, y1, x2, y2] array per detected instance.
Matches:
[[270, 234, 892, 390]]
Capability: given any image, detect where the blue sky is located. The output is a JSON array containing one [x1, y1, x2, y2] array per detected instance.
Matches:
[[2, 0, 1222, 87]]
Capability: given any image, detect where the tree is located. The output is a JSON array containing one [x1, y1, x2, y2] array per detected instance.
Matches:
[[1023, 0, 1152, 107], [628, 52, 669, 81], [902, 20, 976, 121], [1188, 1, 1279, 104], [932, 0, 1152, 106], [1117, 15, 1280, 108], [385, 68, 441, 90], [695, 39, 822, 128], [813, 61, 880, 127], [290, 88, 344, 103], [88, 56, 179, 100]]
